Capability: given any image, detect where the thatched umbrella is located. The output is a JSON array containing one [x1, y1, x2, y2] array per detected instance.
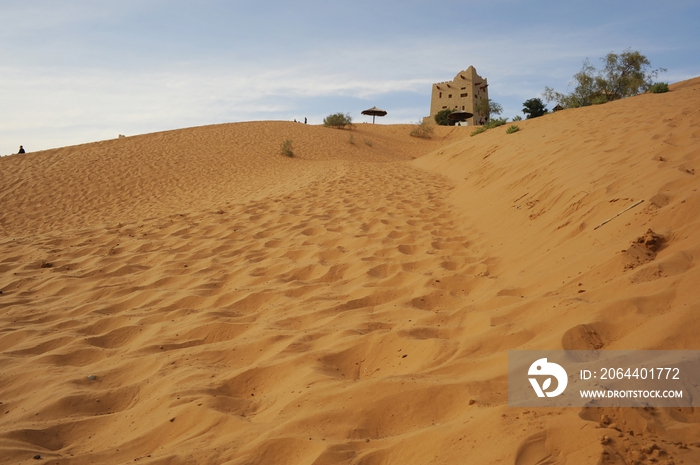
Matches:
[[447, 110, 473, 122], [361, 106, 387, 124]]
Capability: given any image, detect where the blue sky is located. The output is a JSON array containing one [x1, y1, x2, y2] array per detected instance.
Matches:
[[2, 0, 699, 153]]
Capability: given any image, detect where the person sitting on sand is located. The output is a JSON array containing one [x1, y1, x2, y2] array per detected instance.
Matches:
[[18, 145, 25, 154]]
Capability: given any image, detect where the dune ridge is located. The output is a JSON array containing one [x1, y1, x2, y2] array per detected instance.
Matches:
[[0, 79, 699, 464]]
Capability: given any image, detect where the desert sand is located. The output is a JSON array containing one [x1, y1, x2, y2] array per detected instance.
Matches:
[[0, 78, 699, 464]]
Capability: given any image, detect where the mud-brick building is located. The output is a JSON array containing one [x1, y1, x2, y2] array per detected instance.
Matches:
[[428, 66, 488, 125]]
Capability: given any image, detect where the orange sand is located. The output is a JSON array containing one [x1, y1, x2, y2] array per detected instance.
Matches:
[[1, 78, 699, 464]]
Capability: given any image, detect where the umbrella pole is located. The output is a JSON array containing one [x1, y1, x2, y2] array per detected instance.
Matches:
[[373, 115, 376, 124]]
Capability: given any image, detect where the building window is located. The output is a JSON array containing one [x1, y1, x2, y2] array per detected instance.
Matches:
[[448, 94, 452, 98], [442, 106, 447, 109], [460, 93, 468, 98], [439, 92, 442, 98]]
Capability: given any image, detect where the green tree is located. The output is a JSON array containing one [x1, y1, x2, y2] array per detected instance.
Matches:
[[474, 99, 503, 119], [544, 59, 598, 108], [543, 50, 666, 109], [596, 49, 665, 101], [434, 109, 455, 126], [522, 98, 548, 119]]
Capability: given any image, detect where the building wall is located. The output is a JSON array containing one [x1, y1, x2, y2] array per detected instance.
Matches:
[[428, 66, 489, 126]]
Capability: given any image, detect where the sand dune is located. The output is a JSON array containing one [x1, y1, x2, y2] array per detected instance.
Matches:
[[0, 79, 699, 464]]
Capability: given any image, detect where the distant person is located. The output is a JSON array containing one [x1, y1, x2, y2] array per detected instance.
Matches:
[[479, 118, 484, 125], [18, 145, 25, 154], [304, 117, 307, 124]]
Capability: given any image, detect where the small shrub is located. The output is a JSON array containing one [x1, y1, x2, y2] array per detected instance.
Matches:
[[512, 115, 523, 121], [484, 117, 507, 129], [364, 139, 373, 147], [280, 139, 294, 157], [471, 117, 508, 136], [323, 112, 353, 129], [506, 124, 520, 134], [470, 126, 487, 137], [410, 121, 435, 139], [649, 82, 669, 93]]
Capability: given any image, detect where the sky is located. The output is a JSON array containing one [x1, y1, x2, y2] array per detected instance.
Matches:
[[2, 0, 699, 153]]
